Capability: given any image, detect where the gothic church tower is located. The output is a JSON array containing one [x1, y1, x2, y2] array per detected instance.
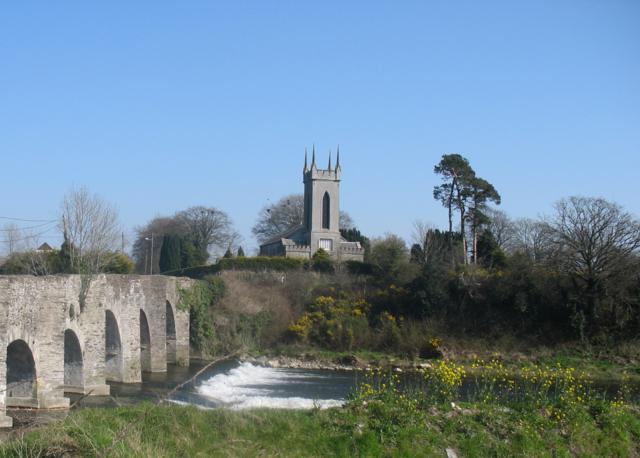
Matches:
[[259, 146, 363, 261], [303, 146, 342, 256]]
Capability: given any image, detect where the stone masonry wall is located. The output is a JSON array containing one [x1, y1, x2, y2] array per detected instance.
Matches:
[[0, 274, 192, 428]]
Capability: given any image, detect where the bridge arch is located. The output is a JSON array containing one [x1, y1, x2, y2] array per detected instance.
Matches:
[[105, 310, 123, 381], [140, 309, 151, 372], [6, 339, 37, 403], [166, 301, 177, 364], [64, 329, 84, 389]]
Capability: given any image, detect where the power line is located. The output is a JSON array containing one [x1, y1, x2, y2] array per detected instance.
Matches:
[[0, 221, 57, 232], [0, 226, 59, 244], [0, 216, 57, 223]]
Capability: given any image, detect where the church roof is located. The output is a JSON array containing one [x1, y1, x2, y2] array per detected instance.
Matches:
[[260, 225, 309, 247]]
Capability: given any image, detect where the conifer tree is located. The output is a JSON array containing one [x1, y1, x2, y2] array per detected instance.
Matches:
[[159, 235, 181, 272]]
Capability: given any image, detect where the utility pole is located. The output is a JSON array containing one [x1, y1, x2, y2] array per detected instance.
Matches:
[[145, 233, 154, 275]]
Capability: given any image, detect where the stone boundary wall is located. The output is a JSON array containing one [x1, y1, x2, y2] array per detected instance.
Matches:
[[0, 274, 192, 428]]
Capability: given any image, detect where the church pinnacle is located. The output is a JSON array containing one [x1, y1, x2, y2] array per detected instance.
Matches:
[[304, 148, 308, 172]]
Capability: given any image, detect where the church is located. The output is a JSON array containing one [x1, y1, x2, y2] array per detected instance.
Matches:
[[259, 148, 365, 262]]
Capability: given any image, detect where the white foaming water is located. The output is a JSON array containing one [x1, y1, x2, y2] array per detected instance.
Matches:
[[196, 362, 345, 410]]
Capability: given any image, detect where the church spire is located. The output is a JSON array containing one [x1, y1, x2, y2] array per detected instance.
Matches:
[[304, 148, 308, 172], [336, 146, 341, 171], [311, 144, 317, 170], [328, 151, 332, 171]]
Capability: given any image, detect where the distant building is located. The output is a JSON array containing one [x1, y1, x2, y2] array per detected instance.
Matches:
[[36, 243, 54, 253], [260, 148, 365, 262]]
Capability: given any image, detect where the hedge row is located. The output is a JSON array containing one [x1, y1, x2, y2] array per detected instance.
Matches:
[[166, 257, 307, 279], [165, 257, 376, 279]]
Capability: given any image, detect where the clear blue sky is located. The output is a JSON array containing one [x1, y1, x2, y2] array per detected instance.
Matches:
[[1, 1, 639, 254]]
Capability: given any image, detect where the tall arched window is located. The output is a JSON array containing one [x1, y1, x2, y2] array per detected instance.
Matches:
[[322, 192, 330, 229]]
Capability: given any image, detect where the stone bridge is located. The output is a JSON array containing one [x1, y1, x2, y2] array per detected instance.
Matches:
[[0, 274, 192, 427]]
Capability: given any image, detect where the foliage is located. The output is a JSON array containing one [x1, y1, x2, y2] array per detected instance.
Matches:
[[345, 360, 640, 453], [288, 293, 442, 357], [178, 276, 225, 352], [0, 249, 62, 275], [169, 256, 310, 279], [0, 248, 133, 275], [546, 196, 640, 337], [340, 227, 371, 254], [132, 205, 237, 274], [367, 234, 417, 285], [236, 246, 245, 257], [288, 295, 372, 350], [103, 252, 135, 274], [311, 248, 334, 273], [159, 234, 182, 273]]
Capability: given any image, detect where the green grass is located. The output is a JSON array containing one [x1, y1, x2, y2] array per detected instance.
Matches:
[[2, 400, 639, 457]]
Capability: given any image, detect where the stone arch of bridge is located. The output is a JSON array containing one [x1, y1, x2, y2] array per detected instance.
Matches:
[[104, 309, 124, 382], [139, 309, 152, 372], [64, 329, 84, 390], [6, 339, 37, 405], [165, 300, 177, 364]]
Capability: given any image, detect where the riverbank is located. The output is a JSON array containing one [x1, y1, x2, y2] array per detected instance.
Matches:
[[2, 400, 638, 457], [241, 340, 640, 383]]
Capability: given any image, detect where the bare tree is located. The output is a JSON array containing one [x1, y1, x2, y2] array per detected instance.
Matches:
[[175, 206, 236, 257], [1, 223, 21, 255], [252, 193, 355, 243], [61, 186, 121, 273], [484, 208, 514, 252], [508, 217, 551, 262], [61, 186, 121, 309], [547, 196, 640, 331]]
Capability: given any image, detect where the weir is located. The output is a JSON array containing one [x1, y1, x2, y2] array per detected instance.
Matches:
[[0, 274, 192, 427]]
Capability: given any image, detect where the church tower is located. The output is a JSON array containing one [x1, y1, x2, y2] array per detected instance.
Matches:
[[259, 146, 363, 261], [303, 146, 343, 256]]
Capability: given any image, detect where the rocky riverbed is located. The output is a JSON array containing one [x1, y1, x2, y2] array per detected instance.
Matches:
[[240, 354, 433, 372]]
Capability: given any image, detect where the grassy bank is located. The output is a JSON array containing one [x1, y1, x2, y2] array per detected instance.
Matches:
[[3, 359, 639, 457], [2, 400, 639, 457], [250, 339, 640, 383]]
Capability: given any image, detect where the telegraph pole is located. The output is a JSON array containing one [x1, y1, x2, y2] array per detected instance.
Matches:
[[145, 233, 154, 275]]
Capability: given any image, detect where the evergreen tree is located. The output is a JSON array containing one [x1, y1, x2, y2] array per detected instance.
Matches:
[[433, 154, 476, 263], [159, 235, 181, 272], [237, 246, 245, 257], [59, 238, 74, 273], [340, 227, 371, 255], [223, 247, 234, 258], [179, 237, 200, 268]]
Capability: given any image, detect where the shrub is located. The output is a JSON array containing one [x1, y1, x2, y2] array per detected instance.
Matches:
[[311, 249, 334, 273], [103, 252, 135, 274], [178, 275, 225, 353]]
